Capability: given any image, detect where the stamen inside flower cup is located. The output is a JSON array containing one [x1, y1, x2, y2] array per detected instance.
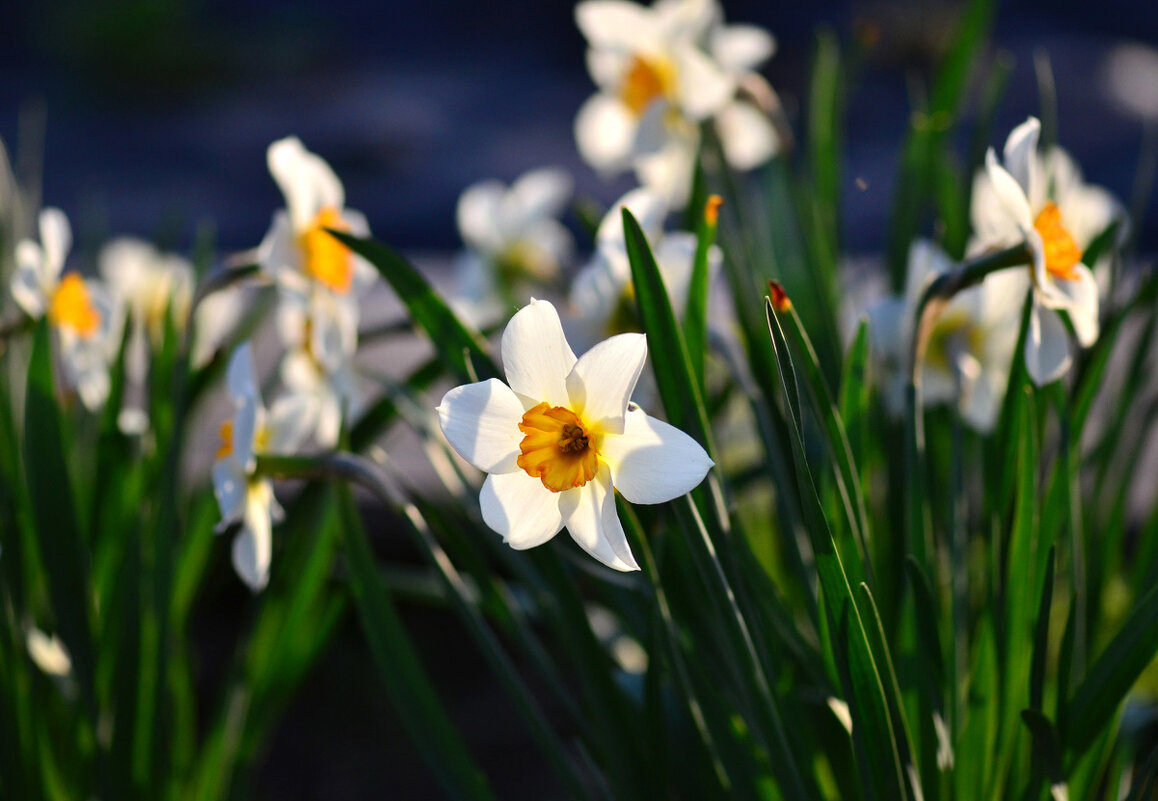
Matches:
[[517, 402, 600, 491], [49, 273, 101, 337], [620, 55, 675, 116], [1033, 202, 1083, 280], [298, 206, 353, 292]]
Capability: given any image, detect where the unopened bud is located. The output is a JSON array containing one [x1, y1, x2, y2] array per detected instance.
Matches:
[[768, 280, 792, 313], [704, 195, 723, 226]]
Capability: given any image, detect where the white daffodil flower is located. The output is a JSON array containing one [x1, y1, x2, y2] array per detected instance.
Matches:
[[259, 136, 377, 373], [100, 237, 195, 433], [867, 240, 1022, 433], [11, 207, 118, 410], [569, 187, 720, 351], [969, 116, 1123, 385], [451, 167, 574, 328], [26, 628, 72, 677], [574, 0, 735, 205], [437, 299, 714, 571], [280, 346, 362, 449], [213, 343, 317, 591]]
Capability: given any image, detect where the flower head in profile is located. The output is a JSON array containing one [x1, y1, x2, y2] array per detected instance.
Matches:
[[969, 116, 1123, 385], [11, 207, 118, 410], [868, 240, 1022, 432], [259, 136, 377, 372], [574, 0, 735, 204], [279, 344, 362, 449], [451, 167, 574, 328], [437, 299, 713, 570], [213, 343, 316, 591]]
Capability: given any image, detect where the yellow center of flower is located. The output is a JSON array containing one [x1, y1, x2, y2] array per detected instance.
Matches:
[[216, 419, 234, 459], [517, 402, 599, 492], [298, 206, 354, 293], [48, 273, 101, 338], [619, 55, 676, 117], [1033, 202, 1083, 281], [925, 311, 985, 372]]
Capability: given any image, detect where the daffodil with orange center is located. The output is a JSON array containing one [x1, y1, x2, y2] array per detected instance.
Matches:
[[259, 137, 377, 375], [969, 116, 1123, 386], [11, 207, 118, 410], [212, 343, 317, 591], [437, 299, 713, 571]]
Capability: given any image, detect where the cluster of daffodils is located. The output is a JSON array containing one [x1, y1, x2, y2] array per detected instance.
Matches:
[[437, 299, 713, 570], [870, 116, 1124, 429], [575, 0, 781, 204], [969, 116, 1122, 386]]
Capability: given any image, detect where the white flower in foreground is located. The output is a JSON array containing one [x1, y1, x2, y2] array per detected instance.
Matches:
[[11, 207, 117, 410], [867, 240, 1022, 432], [969, 116, 1123, 385], [213, 343, 316, 591], [438, 299, 714, 570], [452, 167, 574, 328], [574, 0, 734, 204], [259, 136, 376, 372]]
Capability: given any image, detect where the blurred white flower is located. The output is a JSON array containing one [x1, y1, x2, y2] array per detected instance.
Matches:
[[191, 283, 251, 370], [569, 187, 719, 351], [280, 346, 362, 449], [100, 237, 195, 433], [437, 299, 713, 570], [574, 0, 734, 204], [259, 137, 377, 372], [867, 240, 1022, 432], [26, 628, 71, 677], [11, 207, 118, 410], [451, 168, 574, 328], [213, 343, 316, 591], [969, 117, 1123, 385]]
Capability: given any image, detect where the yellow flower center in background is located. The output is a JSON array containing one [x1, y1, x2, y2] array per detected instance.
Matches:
[[619, 55, 676, 117], [925, 312, 985, 372], [517, 402, 599, 492], [298, 206, 353, 293], [49, 273, 101, 338], [1033, 202, 1083, 281], [217, 419, 234, 459]]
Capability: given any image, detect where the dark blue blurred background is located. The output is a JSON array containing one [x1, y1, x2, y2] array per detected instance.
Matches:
[[4, 0, 1158, 259]]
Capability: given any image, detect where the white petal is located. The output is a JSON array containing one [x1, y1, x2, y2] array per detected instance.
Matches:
[[715, 100, 778, 171], [710, 24, 776, 73], [507, 168, 572, 231], [653, 231, 699, 312], [566, 333, 647, 434], [959, 367, 1004, 434], [985, 148, 1034, 233], [437, 378, 528, 474], [1002, 117, 1041, 204], [1026, 302, 1072, 386], [501, 299, 576, 406], [674, 43, 734, 119], [233, 398, 260, 473], [575, 94, 636, 173], [597, 187, 668, 253], [12, 241, 47, 318], [213, 457, 248, 529], [257, 211, 303, 278], [599, 405, 713, 503], [559, 467, 639, 571], [234, 482, 274, 592], [38, 207, 72, 282], [575, 1, 660, 51], [267, 137, 345, 232], [267, 392, 319, 453], [479, 471, 564, 550], [225, 343, 261, 407], [969, 169, 1023, 250], [457, 180, 507, 254], [1051, 265, 1100, 346], [634, 127, 698, 207]]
